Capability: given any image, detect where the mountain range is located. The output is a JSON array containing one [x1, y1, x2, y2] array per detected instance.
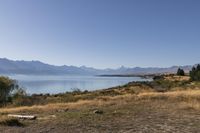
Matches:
[[0, 58, 196, 75]]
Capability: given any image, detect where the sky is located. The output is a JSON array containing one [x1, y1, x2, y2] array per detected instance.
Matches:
[[0, 0, 200, 69]]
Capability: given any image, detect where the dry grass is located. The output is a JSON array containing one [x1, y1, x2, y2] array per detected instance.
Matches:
[[164, 75, 190, 81], [0, 95, 133, 114], [1, 89, 200, 115], [0, 116, 23, 127], [2, 76, 200, 132], [0, 100, 93, 114], [138, 89, 200, 110], [138, 89, 200, 100]]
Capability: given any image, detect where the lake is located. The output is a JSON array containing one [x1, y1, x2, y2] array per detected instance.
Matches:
[[6, 75, 151, 94]]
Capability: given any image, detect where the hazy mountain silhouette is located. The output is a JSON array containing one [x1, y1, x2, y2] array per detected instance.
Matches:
[[0, 58, 194, 75]]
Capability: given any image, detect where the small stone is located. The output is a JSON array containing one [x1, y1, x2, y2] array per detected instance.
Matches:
[[93, 110, 103, 114]]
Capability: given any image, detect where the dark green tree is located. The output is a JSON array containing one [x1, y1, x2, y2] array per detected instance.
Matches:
[[190, 64, 200, 81], [0, 76, 16, 106], [177, 68, 185, 76]]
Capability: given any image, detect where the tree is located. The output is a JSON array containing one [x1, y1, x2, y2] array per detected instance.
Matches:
[[190, 65, 200, 81], [177, 68, 185, 76], [0, 76, 17, 106], [197, 64, 200, 70], [12, 88, 27, 106]]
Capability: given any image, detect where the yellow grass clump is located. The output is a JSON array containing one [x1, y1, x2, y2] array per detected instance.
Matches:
[[1, 89, 200, 114]]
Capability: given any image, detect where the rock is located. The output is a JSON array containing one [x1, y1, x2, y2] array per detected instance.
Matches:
[[93, 110, 103, 114]]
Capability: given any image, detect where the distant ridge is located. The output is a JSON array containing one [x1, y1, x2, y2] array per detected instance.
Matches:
[[0, 58, 196, 75]]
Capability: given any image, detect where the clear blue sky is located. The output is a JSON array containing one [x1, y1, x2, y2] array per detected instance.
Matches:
[[0, 0, 200, 68]]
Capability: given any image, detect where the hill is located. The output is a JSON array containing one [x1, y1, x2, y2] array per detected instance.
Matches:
[[0, 58, 195, 75]]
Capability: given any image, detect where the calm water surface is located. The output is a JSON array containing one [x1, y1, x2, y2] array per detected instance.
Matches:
[[6, 75, 151, 94]]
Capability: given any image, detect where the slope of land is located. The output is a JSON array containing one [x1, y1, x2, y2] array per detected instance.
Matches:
[[0, 75, 200, 133]]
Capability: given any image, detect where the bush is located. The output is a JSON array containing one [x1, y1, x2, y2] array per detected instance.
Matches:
[[12, 88, 28, 106], [0, 76, 27, 106], [71, 88, 82, 94], [190, 64, 200, 81], [177, 68, 185, 76], [0, 117, 23, 127], [0, 76, 17, 106], [153, 75, 164, 81]]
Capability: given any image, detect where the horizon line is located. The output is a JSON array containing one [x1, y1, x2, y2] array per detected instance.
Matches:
[[0, 57, 198, 70]]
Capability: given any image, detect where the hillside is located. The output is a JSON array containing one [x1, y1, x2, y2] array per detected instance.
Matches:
[[1, 75, 200, 132], [0, 58, 195, 75]]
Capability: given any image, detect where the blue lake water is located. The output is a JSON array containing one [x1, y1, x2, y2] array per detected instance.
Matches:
[[6, 75, 151, 94]]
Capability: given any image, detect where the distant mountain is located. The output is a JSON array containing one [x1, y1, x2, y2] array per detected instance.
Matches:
[[0, 58, 99, 75], [0, 58, 196, 75], [106, 65, 193, 75]]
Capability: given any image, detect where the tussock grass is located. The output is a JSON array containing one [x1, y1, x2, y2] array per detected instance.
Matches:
[[0, 116, 23, 127], [2, 89, 200, 115], [1, 75, 200, 115], [164, 75, 190, 81], [137, 90, 200, 110], [138, 89, 200, 100], [0, 94, 134, 114]]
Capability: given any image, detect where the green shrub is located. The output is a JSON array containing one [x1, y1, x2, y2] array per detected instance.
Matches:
[[0, 76, 28, 106], [0, 118, 23, 127], [12, 88, 28, 106], [0, 76, 17, 106], [190, 64, 200, 81], [177, 68, 185, 76]]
